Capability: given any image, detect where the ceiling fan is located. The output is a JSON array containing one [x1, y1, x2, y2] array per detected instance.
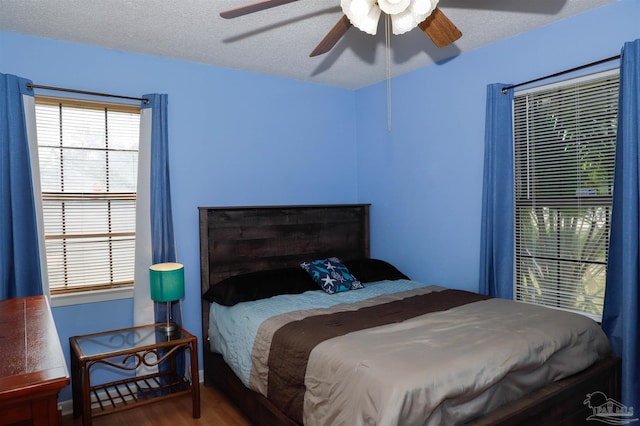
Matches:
[[220, 0, 462, 57]]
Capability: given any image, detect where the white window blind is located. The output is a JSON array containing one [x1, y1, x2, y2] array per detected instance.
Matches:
[[513, 69, 619, 321], [35, 97, 140, 294]]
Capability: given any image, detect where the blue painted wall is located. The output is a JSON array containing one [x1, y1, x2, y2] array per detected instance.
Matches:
[[1, 31, 357, 401], [1, 0, 638, 404], [357, 0, 639, 291]]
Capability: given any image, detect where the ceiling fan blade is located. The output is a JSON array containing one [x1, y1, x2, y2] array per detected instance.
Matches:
[[220, 0, 300, 19], [309, 15, 352, 57], [417, 7, 462, 48]]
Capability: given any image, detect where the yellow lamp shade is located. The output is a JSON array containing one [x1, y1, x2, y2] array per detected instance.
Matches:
[[149, 262, 185, 302]]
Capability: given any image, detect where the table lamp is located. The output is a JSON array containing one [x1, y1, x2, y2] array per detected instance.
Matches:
[[149, 262, 185, 335]]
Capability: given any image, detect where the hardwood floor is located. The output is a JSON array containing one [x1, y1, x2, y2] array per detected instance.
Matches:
[[62, 383, 252, 426]]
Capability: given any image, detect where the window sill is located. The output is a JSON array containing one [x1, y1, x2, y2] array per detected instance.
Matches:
[[50, 287, 134, 307]]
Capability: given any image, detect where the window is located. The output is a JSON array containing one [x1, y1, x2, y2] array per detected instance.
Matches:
[[35, 97, 140, 295], [513, 69, 619, 321]]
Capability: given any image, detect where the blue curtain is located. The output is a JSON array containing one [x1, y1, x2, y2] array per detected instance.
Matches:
[[602, 39, 640, 413], [142, 94, 185, 387], [479, 83, 514, 299], [142, 93, 179, 326], [0, 73, 43, 300]]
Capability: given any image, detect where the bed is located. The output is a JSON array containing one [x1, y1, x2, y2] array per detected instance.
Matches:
[[199, 204, 620, 425]]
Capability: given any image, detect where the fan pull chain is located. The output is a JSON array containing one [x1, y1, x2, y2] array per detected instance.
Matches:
[[385, 13, 392, 132]]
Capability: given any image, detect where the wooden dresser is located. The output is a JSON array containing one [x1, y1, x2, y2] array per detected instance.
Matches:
[[0, 296, 69, 426]]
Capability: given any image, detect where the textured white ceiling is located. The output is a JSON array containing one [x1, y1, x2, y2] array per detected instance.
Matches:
[[0, 0, 617, 89]]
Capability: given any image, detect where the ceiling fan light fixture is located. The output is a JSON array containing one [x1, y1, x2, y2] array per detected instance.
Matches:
[[342, 0, 440, 36], [377, 0, 411, 15], [391, 10, 417, 35], [341, 0, 381, 35], [391, 0, 439, 34]]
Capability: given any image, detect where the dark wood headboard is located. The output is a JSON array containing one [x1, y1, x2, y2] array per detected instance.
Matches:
[[198, 204, 370, 351]]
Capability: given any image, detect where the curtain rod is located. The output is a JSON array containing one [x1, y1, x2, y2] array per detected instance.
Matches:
[[25, 83, 149, 104], [501, 54, 621, 94]]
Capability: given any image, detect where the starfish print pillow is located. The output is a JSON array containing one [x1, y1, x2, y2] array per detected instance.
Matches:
[[300, 257, 364, 294]]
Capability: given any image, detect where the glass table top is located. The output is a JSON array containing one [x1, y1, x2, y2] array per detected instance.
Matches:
[[72, 323, 193, 358]]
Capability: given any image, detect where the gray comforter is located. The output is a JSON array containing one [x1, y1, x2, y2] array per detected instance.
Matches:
[[246, 285, 612, 425], [211, 281, 611, 426]]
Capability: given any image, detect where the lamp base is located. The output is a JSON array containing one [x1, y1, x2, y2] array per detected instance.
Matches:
[[156, 322, 178, 336]]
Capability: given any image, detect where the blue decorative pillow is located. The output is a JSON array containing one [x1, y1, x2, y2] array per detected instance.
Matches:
[[300, 257, 364, 294]]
